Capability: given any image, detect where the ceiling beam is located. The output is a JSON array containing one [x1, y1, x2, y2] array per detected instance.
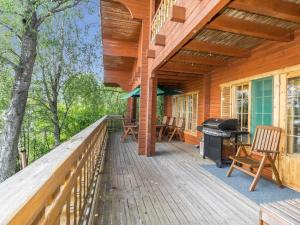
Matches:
[[183, 40, 250, 58], [172, 54, 227, 66], [103, 38, 138, 58], [157, 79, 183, 85], [207, 15, 293, 42], [156, 75, 195, 81], [229, 0, 300, 24], [156, 71, 203, 77], [160, 62, 211, 74]]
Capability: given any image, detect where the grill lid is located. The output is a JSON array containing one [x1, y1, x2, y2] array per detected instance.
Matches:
[[202, 118, 238, 130]]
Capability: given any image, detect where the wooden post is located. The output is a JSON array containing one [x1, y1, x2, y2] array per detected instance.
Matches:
[[137, 2, 152, 155], [127, 98, 136, 122], [146, 77, 157, 156], [19, 148, 28, 169]]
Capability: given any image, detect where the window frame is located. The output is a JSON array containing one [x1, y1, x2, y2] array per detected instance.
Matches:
[[231, 83, 250, 141], [172, 92, 198, 135], [285, 71, 300, 155]]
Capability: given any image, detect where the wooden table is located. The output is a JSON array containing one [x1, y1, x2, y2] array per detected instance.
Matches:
[[121, 124, 138, 142]]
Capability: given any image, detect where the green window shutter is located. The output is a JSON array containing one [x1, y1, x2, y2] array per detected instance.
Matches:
[[250, 76, 273, 140]]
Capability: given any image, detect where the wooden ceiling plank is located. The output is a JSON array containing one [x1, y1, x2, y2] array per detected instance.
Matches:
[[160, 62, 210, 74], [156, 71, 203, 77], [172, 54, 227, 66], [103, 38, 138, 58], [207, 14, 293, 42], [157, 76, 192, 81], [156, 73, 199, 79], [183, 40, 250, 57], [229, 0, 300, 24]]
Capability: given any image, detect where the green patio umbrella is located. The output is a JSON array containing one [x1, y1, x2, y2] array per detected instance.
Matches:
[[121, 86, 182, 99]]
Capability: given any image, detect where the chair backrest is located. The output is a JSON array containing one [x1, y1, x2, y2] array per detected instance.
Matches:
[[168, 117, 175, 126], [251, 126, 281, 156], [162, 116, 169, 125], [176, 118, 185, 128], [121, 118, 126, 129]]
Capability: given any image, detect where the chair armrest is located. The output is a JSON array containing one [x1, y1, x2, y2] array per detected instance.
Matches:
[[230, 142, 251, 147], [255, 150, 280, 154]]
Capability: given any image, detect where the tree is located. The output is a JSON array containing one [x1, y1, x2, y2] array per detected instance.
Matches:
[[0, 0, 85, 182]]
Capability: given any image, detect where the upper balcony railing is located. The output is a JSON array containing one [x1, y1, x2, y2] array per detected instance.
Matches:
[[0, 115, 122, 225], [151, 0, 177, 41]]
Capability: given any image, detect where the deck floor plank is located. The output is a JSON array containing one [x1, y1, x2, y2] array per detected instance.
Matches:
[[92, 133, 259, 225]]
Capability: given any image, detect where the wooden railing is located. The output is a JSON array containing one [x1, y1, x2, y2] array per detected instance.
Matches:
[[107, 115, 123, 133], [0, 116, 110, 225], [151, 0, 177, 41]]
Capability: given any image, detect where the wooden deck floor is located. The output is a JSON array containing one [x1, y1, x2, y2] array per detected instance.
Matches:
[[92, 133, 259, 225]]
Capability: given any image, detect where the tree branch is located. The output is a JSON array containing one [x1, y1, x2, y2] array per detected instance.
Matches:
[[0, 9, 24, 17], [0, 55, 18, 70], [0, 20, 22, 40], [37, 0, 82, 27]]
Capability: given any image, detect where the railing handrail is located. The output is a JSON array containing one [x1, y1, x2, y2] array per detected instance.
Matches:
[[0, 115, 108, 225]]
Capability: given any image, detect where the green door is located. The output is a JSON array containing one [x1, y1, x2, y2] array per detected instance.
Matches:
[[250, 77, 273, 140]]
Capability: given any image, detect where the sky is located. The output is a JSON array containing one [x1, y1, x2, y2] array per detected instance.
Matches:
[[76, 0, 104, 79]]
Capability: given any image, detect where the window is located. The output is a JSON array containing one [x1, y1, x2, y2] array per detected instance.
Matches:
[[287, 77, 300, 154], [172, 93, 198, 133], [221, 76, 274, 143], [232, 84, 249, 141], [250, 77, 273, 139]]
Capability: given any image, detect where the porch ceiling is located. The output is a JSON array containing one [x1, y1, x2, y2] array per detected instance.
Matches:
[[101, 0, 142, 42], [101, 0, 142, 87], [157, 0, 300, 82], [103, 55, 135, 71]]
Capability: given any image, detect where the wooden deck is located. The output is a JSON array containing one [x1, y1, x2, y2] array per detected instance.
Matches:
[[92, 133, 260, 225]]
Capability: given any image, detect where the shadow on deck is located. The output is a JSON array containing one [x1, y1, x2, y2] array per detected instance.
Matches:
[[92, 133, 259, 225]]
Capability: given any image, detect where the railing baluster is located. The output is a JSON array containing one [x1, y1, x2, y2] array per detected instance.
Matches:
[[66, 197, 71, 225], [151, 0, 177, 41]]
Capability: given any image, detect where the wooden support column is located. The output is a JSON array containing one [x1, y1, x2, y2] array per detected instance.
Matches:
[[146, 77, 157, 156], [132, 97, 137, 121], [137, 0, 157, 156], [127, 97, 137, 122]]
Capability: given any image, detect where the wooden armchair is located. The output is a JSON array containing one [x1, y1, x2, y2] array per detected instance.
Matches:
[[227, 126, 283, 192], [167, 118, 185, 143], [121, 118, 138, 142]]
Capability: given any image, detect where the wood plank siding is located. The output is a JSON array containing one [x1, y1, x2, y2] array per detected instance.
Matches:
[[92, 133, 259, 225]]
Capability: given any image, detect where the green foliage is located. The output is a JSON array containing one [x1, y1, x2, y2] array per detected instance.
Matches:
[[0, 0, 126, 164], [21, 73, 126, 163], [0, 67, 13, 130]]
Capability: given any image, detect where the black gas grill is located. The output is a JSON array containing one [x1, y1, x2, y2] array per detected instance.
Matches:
[[197, 118, 247, 167]]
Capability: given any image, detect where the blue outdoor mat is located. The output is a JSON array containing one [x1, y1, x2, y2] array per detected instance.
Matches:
[[201, 164, 300, 205]]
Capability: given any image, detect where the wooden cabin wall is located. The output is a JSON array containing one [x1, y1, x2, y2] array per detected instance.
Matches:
[[208, 30, 300, 191], [164, 96, 172, 117], [163, 77, 205, 145], [209, 30, 300, 118]]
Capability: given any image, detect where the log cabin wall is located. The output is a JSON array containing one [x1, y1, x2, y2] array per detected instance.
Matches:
[[162, 76, 206, 145], [163, 96, 172, 117], [206, 31, 300, 190], [209, 30, 300, 118]]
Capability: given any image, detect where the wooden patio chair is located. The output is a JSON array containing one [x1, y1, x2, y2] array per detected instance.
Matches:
[[121, 118, 138, 142], [227, 126, 283, 192], [167, 118, 184, 143], [157, 116, 169, 141], [164, 117, 175, 137]]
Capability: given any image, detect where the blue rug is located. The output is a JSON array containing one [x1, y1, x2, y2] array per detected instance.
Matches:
[[201, 164, 300, 205]]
